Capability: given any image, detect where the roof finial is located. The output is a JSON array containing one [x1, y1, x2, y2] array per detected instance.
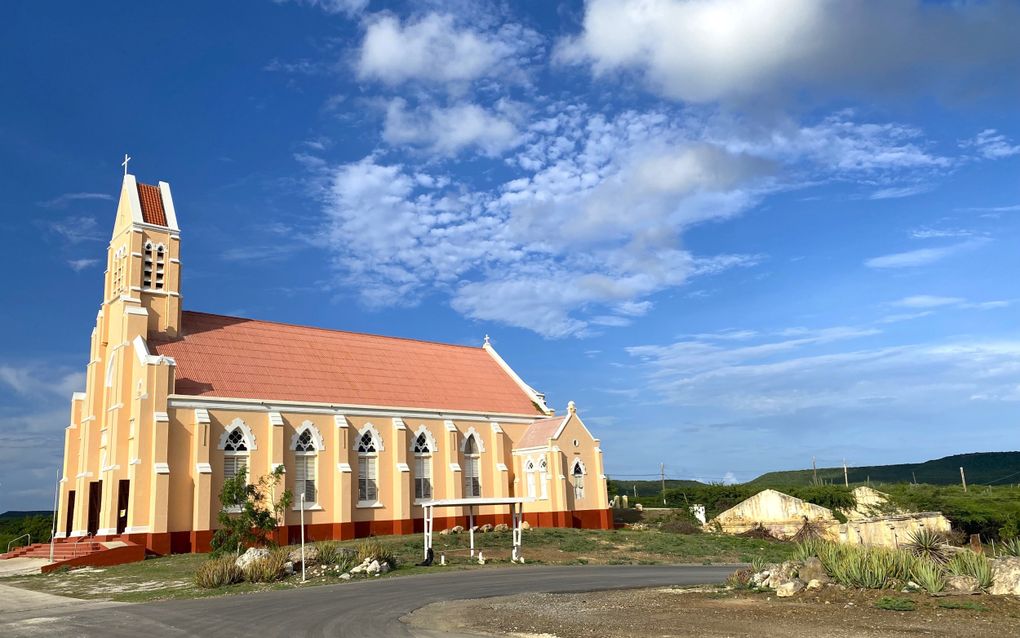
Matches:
[[121, 153, 132, 176], [484, 334, 490, 346], [567, 400, 576, 414]]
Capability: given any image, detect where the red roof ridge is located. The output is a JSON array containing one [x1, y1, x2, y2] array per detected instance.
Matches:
[[174, 309, 486, 352], [136, 182, 168, 226]]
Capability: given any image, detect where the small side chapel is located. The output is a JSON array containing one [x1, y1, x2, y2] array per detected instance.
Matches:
[[56, 173, 611, 554]]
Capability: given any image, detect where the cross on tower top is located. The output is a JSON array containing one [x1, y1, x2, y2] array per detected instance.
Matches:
[[121, 154, 131, 176]]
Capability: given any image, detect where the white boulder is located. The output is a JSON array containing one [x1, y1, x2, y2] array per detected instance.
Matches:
[[235, 547, 270, 570]]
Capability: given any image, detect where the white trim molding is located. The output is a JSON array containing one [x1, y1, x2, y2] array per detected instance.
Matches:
[[154, 462, 170, 474], [334, 414, 350, 428], [291, 420, 326, 451], [268, 411, 285, 427], [196, 462, 212, 474], [218, 418, 257, 451], [460, 426, 486, 453], [396, 462, 410, 473], [409, 424, 438, 453], [195, 408, 210, 424], [449, 462, 462, 472], [337, 462, 352, 473], [392, 417, 406, 430], [496, 463, 509, 472], [154, 411, 169, 423], [356, 423, 384, 452], [483, 341, 553, 415]]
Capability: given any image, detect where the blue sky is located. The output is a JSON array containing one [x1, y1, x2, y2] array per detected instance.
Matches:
[[2, 0, 1020, 509]]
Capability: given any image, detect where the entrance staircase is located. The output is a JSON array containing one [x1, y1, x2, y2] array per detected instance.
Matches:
[[1, 538, 145, 573]]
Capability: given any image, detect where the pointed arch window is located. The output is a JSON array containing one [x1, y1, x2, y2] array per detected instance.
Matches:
[[572, 459, 586, 501], [538, 458, 549, 500], [463, 434, 481, 498], [143, 241, 153, 289], [154, 244, 165, 290], [293, 429, 317, 505], [357, 426, 381, 504], [412, 431, 432, 501], [525, 459, 537, 499], [222, 426, 249, 485]]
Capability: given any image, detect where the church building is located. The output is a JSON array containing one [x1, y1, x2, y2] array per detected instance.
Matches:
[[55, 173, 611, 555]]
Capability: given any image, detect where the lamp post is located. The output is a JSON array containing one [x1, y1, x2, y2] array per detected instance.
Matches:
[[299, 492, 306, 583]]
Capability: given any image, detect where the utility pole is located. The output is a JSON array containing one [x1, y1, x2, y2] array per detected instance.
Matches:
[[660, 463, 666, 506], [960, 467, 968, 492], [912, 471, 917, 485], [843, 459, 849, 487], [812, 457, 818, 486], [633, 485, 637, 499]]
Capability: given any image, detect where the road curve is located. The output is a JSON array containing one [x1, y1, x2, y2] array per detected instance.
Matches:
[[2, 564, 735, 638]]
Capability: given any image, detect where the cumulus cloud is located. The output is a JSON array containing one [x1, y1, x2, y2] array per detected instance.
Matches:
[[276, 0, 368, 17], [356, 13, 541, 88], [67, 258, 99, 272], [960, 129, 1020, 159], [48, 215, 103, 243], [382, 98, 521, 156], [557, 0, 1020, 104]]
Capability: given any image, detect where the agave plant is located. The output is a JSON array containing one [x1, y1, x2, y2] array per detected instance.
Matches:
[[910, 558, 947, 594], [947, 550, 995, 590], [792, 539, 821, 562], [998, 537, 1020, 557], [751, 556, 767, 573], [906, 528, 949, 565]]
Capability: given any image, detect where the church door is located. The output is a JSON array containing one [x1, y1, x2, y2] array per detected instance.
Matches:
[[87, 481, 102, 536], [116, 480, 130, 535], [65, 490, 76, 537]]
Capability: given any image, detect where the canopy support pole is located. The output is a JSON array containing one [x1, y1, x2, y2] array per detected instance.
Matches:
[[468, 506, 475, 558]]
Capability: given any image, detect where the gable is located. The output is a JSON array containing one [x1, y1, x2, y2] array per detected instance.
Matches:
[[151, 311, 546, 415]]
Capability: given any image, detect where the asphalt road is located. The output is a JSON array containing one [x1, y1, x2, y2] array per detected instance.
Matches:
[[0, 564, 735, 638]]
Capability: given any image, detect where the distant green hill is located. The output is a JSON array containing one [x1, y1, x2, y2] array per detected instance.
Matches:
[[750, 452, 1020, 487], [607, 479, 705, 498]]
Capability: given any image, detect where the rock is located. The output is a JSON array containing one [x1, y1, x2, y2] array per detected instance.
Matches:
[[765, 561, 801, 589], [750, 570, 770, 588], [366, 560, 382, 575], [806, 579, 823, 590], [776, 579, 805, 597], [235, 547, 270, 569], [340, 573, 352, 581], [350, 558, 372, 575], [283, 561, 295, 576], [379, 561, 391, 574], [635, 503, 644, 512], [451, 525, 464, 534], [439, 528, 450, 535], [494, 523, 509, 532], [470, 526, 479, 533], [480, 524, 494, 533], [991, 557, 1020, 596], [946, 575, 981, 594], [288, 546, 319, 569], [521, 521, 532, 530], [799, 557, 829, 584]]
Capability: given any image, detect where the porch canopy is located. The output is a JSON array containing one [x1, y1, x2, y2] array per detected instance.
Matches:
[[419, 497, 528, 562]]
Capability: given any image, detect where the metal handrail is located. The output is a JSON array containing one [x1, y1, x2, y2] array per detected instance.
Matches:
[[73, 533, 93, 558], [7, 534, 30, 553]]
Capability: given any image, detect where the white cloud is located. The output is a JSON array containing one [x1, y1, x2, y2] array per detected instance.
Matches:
[[48, 215, 103, 243], [357, 13, 541, 88], [67, 258, 99, 272], [864, 239, 987, 269], [893, 295, 965, 309], [382, 99, 521, 157], [557, 0, 1020, 104], [960, 129, 1020, 159], [0, 363, 84, 398], [910, 227, 974, 240], [37, 192, 113, 209]]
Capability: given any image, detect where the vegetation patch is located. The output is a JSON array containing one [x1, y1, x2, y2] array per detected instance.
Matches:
[[875, 596, 917, 612]]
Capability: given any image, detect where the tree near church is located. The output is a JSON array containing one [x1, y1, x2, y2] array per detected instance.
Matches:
[[211, 466, 292, 556]]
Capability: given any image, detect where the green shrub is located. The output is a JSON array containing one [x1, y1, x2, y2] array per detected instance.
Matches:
[[906, 528, 949, 565], [875, 596, 916, 612], [815, 542, 917, 589], [938, 601, 988, 611], [356, 539, 397, 569], [792, 539, 822, 562], [659, 509, 703, 535], [947, 550, 994, 589], [242, 548, 290, 583], [910, 558, 946, 594], [195, 555, 244, 588], [316, 541, 357, 570]]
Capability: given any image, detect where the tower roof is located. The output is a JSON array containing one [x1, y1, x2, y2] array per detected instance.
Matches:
[[136, 182, 168, 226], [151, 311, 548, 416]]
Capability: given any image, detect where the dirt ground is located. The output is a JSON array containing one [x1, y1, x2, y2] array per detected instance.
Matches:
[[404, 586, 1020, 637]]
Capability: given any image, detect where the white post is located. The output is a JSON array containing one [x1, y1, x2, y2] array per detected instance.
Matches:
[[423, 505, 432, 560], [468, 506, 475, 558], [300, 493, 306, 583], [49, 467, 60, 563]]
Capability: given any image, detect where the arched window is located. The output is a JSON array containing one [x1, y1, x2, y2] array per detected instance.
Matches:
[[463, 434, 481, 498], [412, 431, 432, 501], [357, 426, 381, 504], [539, 458, 549, 500], [572, 459, 586, 500], [143, 241, 153, 289], [525, 459, 537, 499], [155, 244, 165, 290], [223, 426, 249, 484], [293, 429, 317, 505]]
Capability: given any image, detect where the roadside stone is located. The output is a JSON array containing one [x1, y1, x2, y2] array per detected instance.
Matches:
[[283, 561, 295, 576], [366, 560, 382, 575], [946, 575, 981, 594], [799, 557, 829, 584], [451, 525, 465, 534], [634, 503, 644, 512], [521, 521, 532, 530], [439, 528, 450, 535], [480, 524, 494, 533], [340, 573, 352, 580], [776, 579, 805, 597], [494, 523, 509, 532], [288, 546, 319, 569], [806, 579, 823, 590], [990, 557, 1020, 596], [235, 547, 270, 570], [379, 561, 391, 574]]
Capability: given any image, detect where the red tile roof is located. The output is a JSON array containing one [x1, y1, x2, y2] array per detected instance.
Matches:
[[151, 311, 546, 415], [137, 183, 168, 226], [517, 416, 565, 448]]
